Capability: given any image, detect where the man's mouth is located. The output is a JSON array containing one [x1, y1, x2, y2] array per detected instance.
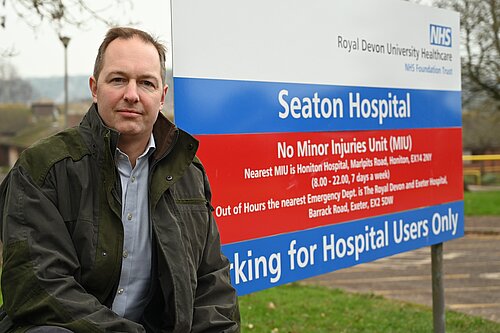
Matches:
[[117, 109, 142, 116]]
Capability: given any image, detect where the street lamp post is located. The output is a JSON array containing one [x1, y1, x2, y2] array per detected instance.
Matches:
[[59, 35, 70, 128]]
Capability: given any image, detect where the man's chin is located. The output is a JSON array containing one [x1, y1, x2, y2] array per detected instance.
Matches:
[[114, 125, 141, 136]]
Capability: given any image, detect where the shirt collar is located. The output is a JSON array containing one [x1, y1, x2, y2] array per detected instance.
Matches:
[[116, 133, 156, 161], [141, 133, 156, 159]]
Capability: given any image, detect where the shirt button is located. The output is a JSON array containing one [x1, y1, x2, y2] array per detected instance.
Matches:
[[131, 176, 136, 183], [123, 250, 128, 258], [127, 213, 133, 220], [117, 288, 124, 295]]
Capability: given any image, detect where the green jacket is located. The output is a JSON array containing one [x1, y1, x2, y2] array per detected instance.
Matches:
[[0, 105, 240, 333]]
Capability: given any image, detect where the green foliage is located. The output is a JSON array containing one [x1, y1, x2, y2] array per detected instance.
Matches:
[[239, 283, 500, 333], [464, 191, 500, 216], [0, 105, 31, 135], [481, 173, 500, 186]]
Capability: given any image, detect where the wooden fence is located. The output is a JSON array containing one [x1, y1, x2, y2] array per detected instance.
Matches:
[[463, 155, 500, 185]]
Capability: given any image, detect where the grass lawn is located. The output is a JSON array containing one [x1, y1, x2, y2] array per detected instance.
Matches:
[[464, 191, 500, 215], [238, 192, 500, 332], [239, 283, 500, 333]]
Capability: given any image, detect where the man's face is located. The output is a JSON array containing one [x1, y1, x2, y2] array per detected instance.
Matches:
[[89, 36, 167, 143]]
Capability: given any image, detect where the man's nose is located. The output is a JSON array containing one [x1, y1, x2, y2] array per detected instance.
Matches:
[[124, 81, 140, 103]]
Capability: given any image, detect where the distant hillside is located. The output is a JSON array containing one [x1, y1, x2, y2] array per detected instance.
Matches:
[[28, 70, 174, 106], [28, 75, 91, 103]]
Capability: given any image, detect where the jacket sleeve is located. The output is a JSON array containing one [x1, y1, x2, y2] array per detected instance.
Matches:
[[0, 165, 145, 333], [190, 170, 240, 333]]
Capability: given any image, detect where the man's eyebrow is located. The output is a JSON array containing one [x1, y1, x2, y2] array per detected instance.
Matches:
[[137, 74, 160, 83], [103, 70, 127, 79], [105, 71, 160, 83]]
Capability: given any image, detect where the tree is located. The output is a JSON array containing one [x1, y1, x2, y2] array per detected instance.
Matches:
[[463, 107, 500, 154], [1, 0, 133, 35], [434, 0, 500, 106], [1, 0, 135, 60], [0, 60, 33, 103]]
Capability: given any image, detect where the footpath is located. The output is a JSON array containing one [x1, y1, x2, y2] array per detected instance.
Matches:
[[304, 216, 500, 323]]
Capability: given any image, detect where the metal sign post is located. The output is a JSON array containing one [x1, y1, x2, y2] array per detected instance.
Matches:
[[432, 243, 445, 333]]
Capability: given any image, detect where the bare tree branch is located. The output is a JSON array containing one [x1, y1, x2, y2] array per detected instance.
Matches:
[[3, 0, 134, 33], [434, 0, 500, 105]]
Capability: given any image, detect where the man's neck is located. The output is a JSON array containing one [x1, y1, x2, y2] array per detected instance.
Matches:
[[117, 134, 151, 168]]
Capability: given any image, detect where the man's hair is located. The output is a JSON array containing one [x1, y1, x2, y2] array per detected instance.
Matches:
[[93, 27, 167, 85]]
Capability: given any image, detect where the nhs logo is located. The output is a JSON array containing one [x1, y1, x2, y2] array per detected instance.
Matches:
[[430, 24, 452, 47]]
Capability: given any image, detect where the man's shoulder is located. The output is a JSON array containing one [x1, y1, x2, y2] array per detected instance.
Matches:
[[192, 155, 205, 171], [17, 127, 90, 186]]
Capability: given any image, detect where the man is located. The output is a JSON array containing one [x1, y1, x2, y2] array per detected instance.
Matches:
[[0, 27, 240, 332]]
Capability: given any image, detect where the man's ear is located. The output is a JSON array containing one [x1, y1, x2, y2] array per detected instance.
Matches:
[[160, 84, 168, 110], [89, 76, 98, 103]]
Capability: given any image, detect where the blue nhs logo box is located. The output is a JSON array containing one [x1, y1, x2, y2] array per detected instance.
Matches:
[[430, 24, 452, 47]]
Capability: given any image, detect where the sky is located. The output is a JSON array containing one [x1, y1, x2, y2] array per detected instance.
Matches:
[[1, 0, 172, 78], [1, 0, 437, 80]]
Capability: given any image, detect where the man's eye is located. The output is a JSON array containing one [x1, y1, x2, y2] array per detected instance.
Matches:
[[141, 80, 155, 88], [111, 77, 126, 84]]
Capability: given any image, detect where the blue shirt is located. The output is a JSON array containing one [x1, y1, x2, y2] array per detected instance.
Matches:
[[112, 135, 156, 321]]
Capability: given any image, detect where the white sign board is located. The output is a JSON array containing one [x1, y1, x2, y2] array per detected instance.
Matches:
[[171, 0, 462, 295]]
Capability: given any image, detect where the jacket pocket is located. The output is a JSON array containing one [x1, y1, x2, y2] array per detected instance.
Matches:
[[64, 218, 97, 273]]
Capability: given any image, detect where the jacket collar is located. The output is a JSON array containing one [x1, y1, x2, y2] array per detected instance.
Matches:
[[80, 103, 182, 161], [80, 103, 120, 155]]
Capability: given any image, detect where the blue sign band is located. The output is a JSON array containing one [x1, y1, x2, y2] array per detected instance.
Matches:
[[222, 200, 464, 295], [174, 77, 461, 135]]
